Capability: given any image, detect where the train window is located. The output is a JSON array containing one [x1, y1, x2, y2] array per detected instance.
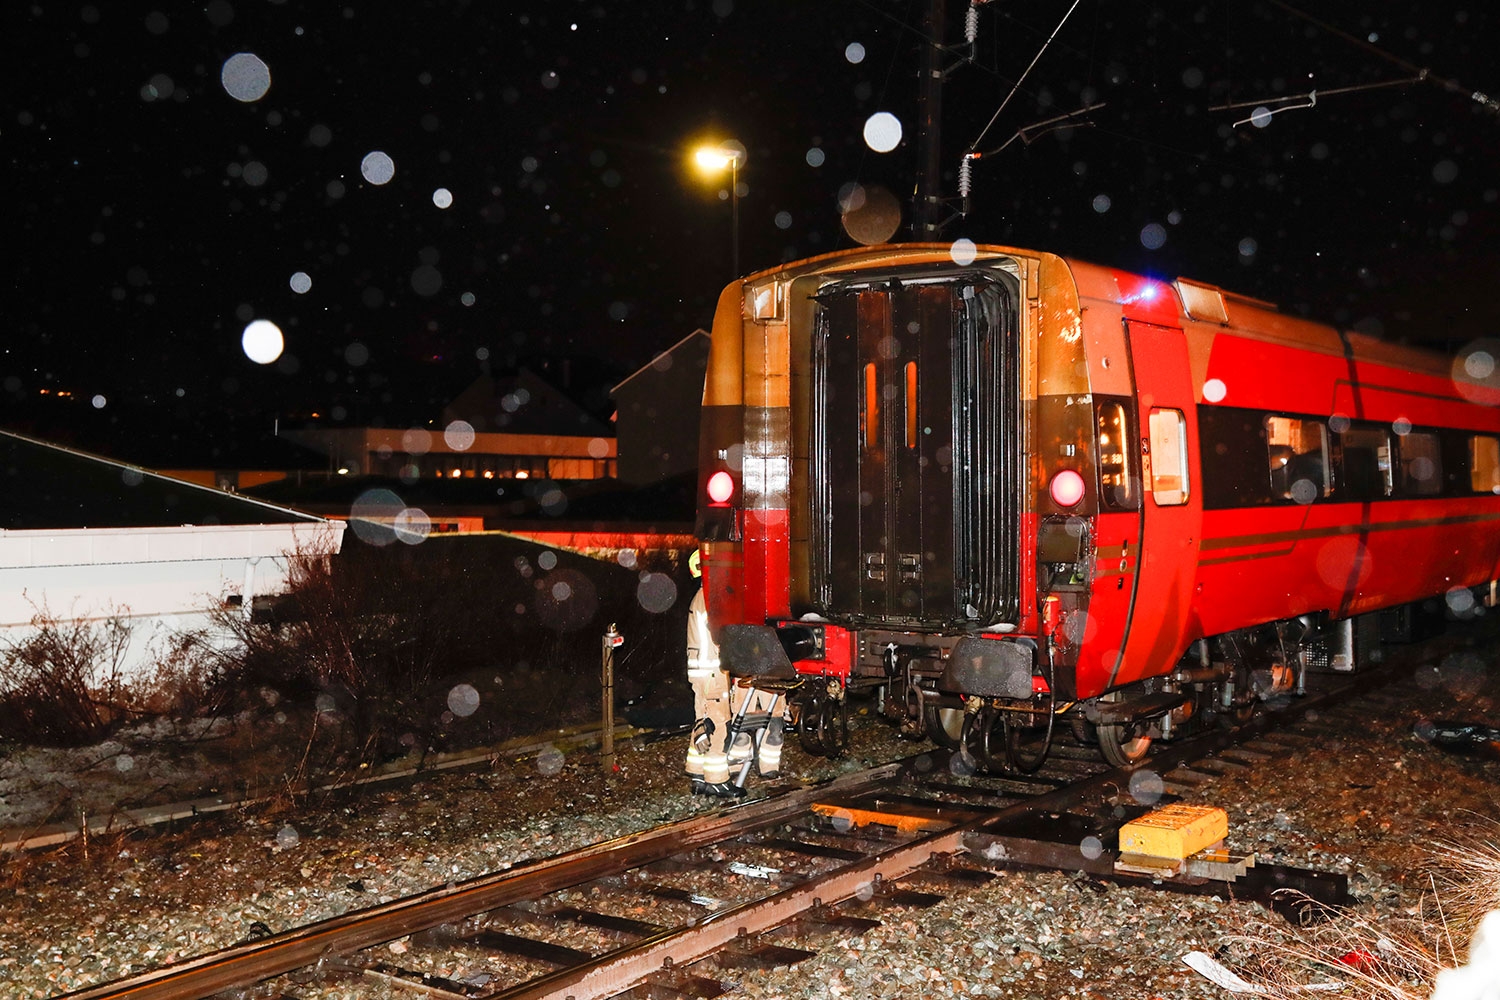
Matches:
[[1336, 427, 1393, 499], [905, 361, 918, 448], [863, 362, 877, 449], [1198, 406, 1271, 508], [1147, 408, 1189, 505], [1096, 399, 1139, 510], [1471, 436, 1500, 494], [1396, 431, 1442, 496], [1265, 416, 1330, 503]]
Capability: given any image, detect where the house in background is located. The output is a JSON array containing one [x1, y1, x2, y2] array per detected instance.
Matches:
[[0, 430, 344, 686], [283, 369, 617, 484], [610, 330, 710, 487]]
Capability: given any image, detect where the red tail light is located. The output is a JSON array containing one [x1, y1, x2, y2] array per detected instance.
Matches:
[[707, 470, 735, 504], [1049, 469, 1086, 507]]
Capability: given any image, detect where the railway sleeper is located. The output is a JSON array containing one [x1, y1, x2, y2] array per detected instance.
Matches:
[[623, 967, 732, 999]]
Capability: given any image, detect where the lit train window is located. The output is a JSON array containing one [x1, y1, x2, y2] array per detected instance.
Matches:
[[1096, 399, 1139, 510], [1336, 427, 1392, 499], [1471, 436, 1500, 494], [863, 362, 877, 449], [1148, 408, 1189, 506], [1265, 416, 1330, 502], [905, 361, 918, 449], [1396, 431, 1442, 496]]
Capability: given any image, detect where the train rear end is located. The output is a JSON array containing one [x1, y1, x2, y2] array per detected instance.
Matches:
[[695, 247, 1058, 763]]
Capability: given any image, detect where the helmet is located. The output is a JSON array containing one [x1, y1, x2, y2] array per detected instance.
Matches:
[[689, 549, 702, 578]]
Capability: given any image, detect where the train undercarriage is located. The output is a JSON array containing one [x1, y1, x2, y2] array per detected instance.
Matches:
[[785, 602, 1453, 773]]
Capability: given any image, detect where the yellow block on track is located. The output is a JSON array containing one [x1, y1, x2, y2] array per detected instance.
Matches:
[[1119, 804, 1228, 860]]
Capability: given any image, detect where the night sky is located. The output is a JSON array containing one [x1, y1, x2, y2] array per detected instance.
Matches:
[[6, 1, 1498, 446]]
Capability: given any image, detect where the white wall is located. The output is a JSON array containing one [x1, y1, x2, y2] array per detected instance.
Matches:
[[0, 522, 345, 686]]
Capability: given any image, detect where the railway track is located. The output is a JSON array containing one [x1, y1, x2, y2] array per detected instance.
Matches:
[[58, 638, 1447, 1000]]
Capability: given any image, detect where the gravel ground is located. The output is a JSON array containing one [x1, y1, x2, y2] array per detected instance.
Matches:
[[2, 621, 1498, 999]]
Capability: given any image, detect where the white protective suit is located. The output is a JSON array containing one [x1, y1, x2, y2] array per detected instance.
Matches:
[[684, 585, 787, 794]]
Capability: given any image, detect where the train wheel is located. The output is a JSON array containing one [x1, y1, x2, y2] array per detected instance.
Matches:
[[1097, 720, 1152, 767], [816, 697, 849, 758], [798, 692, 827, 756], [924, 703, 965, 750]]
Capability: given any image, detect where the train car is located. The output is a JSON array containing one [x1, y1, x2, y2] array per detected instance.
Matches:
[[695, 243, 1500, 770]]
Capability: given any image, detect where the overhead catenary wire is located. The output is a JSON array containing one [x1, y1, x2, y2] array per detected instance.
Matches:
[[1264, 0, 1498, 114], [1211, 75, 1426, 127], [966, 0, 1084, 155]]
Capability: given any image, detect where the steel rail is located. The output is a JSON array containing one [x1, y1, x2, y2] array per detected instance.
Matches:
[[55, 765, 902, 1000], [491, 824, 972, 1000], [491, 666, 1389, 1000], [59, 624, 1455, 1000]]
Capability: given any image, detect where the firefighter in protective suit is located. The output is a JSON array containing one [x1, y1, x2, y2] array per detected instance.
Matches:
[[684, 550, 788, 796]]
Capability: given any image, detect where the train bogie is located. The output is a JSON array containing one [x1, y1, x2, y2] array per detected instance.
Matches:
[[696, 243, 1500, 770]]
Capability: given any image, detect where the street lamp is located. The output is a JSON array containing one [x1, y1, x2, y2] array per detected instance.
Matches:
[[693, 142, 745, 278]]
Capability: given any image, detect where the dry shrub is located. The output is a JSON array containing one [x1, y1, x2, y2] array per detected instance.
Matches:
[[1228, 900, 1444, 997], [1222, 821, 1500, 999], [0, 603, 136, 746], [1430, 821, 1500, 943], [188, 531, 690, 759]]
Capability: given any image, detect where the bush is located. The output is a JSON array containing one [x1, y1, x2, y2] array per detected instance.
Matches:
[[0, 604, 135, 746], [193, 532, 693, 761]]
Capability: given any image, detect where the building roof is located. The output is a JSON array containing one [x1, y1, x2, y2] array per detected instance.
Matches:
[[0, 430, 324, 531], [444, 369, 612, 437], [610, 329, 710, 396]]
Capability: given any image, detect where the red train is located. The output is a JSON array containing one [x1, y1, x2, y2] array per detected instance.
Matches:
[[695, 243, 1500, 769]]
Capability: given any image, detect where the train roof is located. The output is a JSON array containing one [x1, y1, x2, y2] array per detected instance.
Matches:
[[732, 242, 1494, 397]]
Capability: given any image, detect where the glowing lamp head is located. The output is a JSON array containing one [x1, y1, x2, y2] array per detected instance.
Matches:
[[1049, 469, 1086, 507], [693, 142, 745, 175], [707, 470, 735, 504]]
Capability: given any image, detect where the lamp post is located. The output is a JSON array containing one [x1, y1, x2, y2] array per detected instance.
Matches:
[[693, 142, 745, 278]]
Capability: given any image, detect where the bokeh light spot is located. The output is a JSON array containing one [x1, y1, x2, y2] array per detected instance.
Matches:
[[394, 507, 431, 545], [1128, 769, 1164, 805], [1464, 351, 1495, 380], [241, 319, 284, 364], [221, 52, 271, 102], [447, 683, 480, 717], [361, 150, 395, 185], [537, 745, 565, 775], [444, 420, 475, 451], [636, 572, 679, 613], [1139, 223, 1167, 250], [349, 488, 405, 546], [862, 112, 903, 152]]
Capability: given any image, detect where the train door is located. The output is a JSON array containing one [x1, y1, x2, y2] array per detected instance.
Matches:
[[1075, 397, 1142, 699], [1111, 320, 1200, 688], [810, 273, 1019, 627]]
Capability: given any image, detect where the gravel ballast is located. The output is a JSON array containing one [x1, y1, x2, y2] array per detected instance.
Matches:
[[2, 627, 1498, 999]]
